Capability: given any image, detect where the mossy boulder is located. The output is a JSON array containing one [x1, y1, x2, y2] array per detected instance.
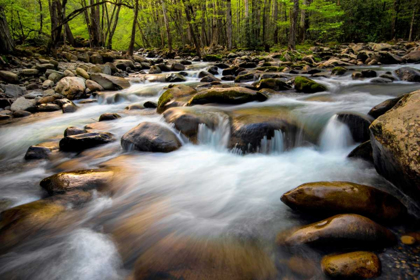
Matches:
[[294, 76, 327, 93], [332, 66, 347, 76], [322, 252, 381, 279], [157, 85, 197, 113], [187, 87, 267, 106], [277, 214, 396, 249], [234, 73, 256, 82], [255, 78, 292, 91], [281, 181, 406, 222], [203, 54, 223, 62]]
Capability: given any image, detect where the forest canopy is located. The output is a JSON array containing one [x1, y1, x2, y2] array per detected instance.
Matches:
[[1, 0, 419, 53]]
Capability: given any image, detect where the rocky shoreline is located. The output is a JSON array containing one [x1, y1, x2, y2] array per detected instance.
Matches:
[[0, 41, 420, 279]]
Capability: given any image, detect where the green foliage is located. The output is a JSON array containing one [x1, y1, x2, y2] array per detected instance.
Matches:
[[307, 0, 344, 42]]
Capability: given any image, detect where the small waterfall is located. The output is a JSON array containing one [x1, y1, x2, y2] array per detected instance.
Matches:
[[319, 115, 354, 152], [197, 116, 230, 150], [258, 130, 285, 155]]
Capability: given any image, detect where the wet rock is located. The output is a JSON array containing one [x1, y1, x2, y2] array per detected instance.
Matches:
[[200, 73, 220, 83], [149, 65, 162, 74], [352, 70, 377, 79], [48, 71, 65, 82], [403, 50, 420, 63], [203, 54, 222, 62], [322, 251, 381, 279], [221, 75, 235, 81], [207, 66, 219, 75], [166, 73, 186, 82], [370, 90, 420, 201], [294, 76, 327, 93], [37, 103, 61, 112], [142, 101, 156, 109], [287, 256, 318, 278], [371, 77, 393, 84], [234, 73, 256, 82], [115, 59, 135, 70], [332, 66, 347, 75], [11, 97, 37, 112], [90, 73, 130, 90], [157, 85, 197, 113], [90, 53, 103, 64], [222, 66, 239, 76], [368, 95, 404, 119], [163, 107, 229, 143], [59, 132, 116, 152], [348, 141, 373, 162], [187, 87, 267, 106], [85, 79, 104, 92], [12, 110, 31, 118], [55, 77, 86, 100], [64, 126, 85, 136], [255, 78, 291, 91], [394, 67, 420, 82], [375, 51, 403, 64], [277, 214, 396, 248], [336, 112, 373, 142], [281, 181, 406, 222], [121, 122, 181, 153], [171, 63, 185, 71], [76, 67, 89, 79], [239, 61, 257, 68], [24, 141, 59, 160], [62, 102, 78, 113], [0, 70, 19, 83], [40, 169, 114, 195], [99, 113, 121, 121]]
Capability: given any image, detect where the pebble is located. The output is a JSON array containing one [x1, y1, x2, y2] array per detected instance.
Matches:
[[401, 235, 416, 245]]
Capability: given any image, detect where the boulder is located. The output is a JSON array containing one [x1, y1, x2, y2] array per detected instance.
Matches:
[[374, 51, 403, 64], [76, 67, 90, 79], [336, 112, 373, 142], [200, 73, 220, 83], [90, 73, 130, 90], [394, 67, 420, 82], [10, 97, 37, 112], [171, 63, 185, 71], [149, 65, 162, 74], [294, 76, 327, 93], [62, 102, 78, 113], [0, 70, 19, 83], [121, 122, 181, 153], [143, 101, 157, 108], [203, 54, 222, 62], [99, 113, 121, 121], [368, 95, 404, 119], [234, 73, 256, 82], [90, 53, 103, 64], [348, 140, 373, 162], [24, 141, 59, 160], [370, 90, 420, 201], [255, 78, 291, 91], [157, 85, 197, 113], [40, 169, 114, 195], [281, 181, 406, 222], [187, 87, 267, 106], [42, 79, 55, 89], [331, 66, 347, 75], [59, 132, 116, 152], [13, 110, 31, 118], [37, 103, 61, 112], [222, 66, 239, 76], [277, 214, 396, 248], [55, 77, 86, 100], [86, 79, 104, 92], [322, 252, 381, 279], [402, 50, 420, 63], [115, 59, 135, 70], [166, 73, 186, 82], [64, 126, 85, 136], [0, 84, 26, 98], [48, 71, 65, 82]]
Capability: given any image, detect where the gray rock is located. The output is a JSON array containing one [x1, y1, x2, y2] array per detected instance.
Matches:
[[11, 97, 37, 112]]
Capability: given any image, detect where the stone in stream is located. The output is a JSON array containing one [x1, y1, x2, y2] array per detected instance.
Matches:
[[24, 141, 59, 160], [12, 110, 31, 118], [207, 66, 219, 75], [0, 84, 26, 98], [40, 169, 114, 195], [37, 103, 61, 112], [157, 85, 197, 113], [336, 112, 373, 143], [86, 80, 104, 92], [321, 251, 381, 279], [64, 126, 85, 136], [42, 79, 55, 89], [222, 66, 239, 76], [143, 101, 157, 108], [90, 73, 130, 90], [121, 122, 181, 153], [347, 140, 373, 162], [165, 73, 186, 83], [403, 50, 420, 63], [281, 181, 406, 222], [255, 78, 291, 91], [187, 87, 268, 106], [0, 192, 93, 251], [331, 66, 347, 75], [277, 214, 396, 249], [99, 113, 121, 122], [234, 73, 256, 83], [394, 67, 420, 82], [200, 73, 220, 83], [370, 90, 420, 202], [59, 132, 116, 152], [171, 63, 185, 71], [62, 102, 78, 113], [114, 59, 135, 70], [149, 65, 162, 74], [55, 77, 86, 100], [368, 95, 404, 119], [294, 76, 327, 93]]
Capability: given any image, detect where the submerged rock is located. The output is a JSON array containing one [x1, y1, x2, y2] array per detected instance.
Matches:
[[322, 251, 381, 279], [277, 214, 396, 248], [59, 132, 116, 152], [40, 169, 114, 195], [121, 122, 181, 153], [294, 76, 327, 93], [187, 87, 267, 106], [370, 90, 420, 201], [281, 181, 406, 222]]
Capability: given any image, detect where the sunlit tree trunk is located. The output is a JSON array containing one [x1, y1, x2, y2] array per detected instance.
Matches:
[[161, 0, 172, 52], [288, 0, 299, 50], [226, 0, 232, 50], [0, 4, 15, 53], [128, 0, 139, 56]]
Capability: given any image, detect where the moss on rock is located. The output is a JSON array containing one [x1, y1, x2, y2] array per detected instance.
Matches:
[[294, 76, 327, 93]]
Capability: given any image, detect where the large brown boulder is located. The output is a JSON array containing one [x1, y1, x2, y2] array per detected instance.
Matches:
[[281, 181, 406, 222], [55, 77, 86, 100], [403, 50, 420, 63], [90, 73, 130, 90], [157, 85, 197, 113], [394, 67, 420, 82], [277, 214, 396, 248], [322, 251, 381, 279], [370, 90, 420, 202], [187, 87, 268, 106], [40, 169, 114, 195], [121, 122, 182, 153]]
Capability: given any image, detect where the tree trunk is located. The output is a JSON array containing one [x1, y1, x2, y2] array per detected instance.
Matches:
[[391, 0, 400, 39], [408, 1, 417, 41], [128, 0, 139, 56], [38, 0, 43, 36], [107, 2, 122, 49], [299, 0, 307, 43], [0, 5, 15, 53], [273, 0, 278, 44], [288, 0, 299, 50], [161, 0, 172, 52], [182, 0, 201, 57], [226, 0, 232, 50]]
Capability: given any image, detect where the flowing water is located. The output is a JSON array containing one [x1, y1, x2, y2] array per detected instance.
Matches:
[[0, 62, 420, 279]]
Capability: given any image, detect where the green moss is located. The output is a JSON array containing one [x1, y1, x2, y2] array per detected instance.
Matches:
[[235, 73, 255, 83], [278, 66, 286, 72], [203, 54, 223, 62], [157, 90, 174, 110], [257, 78, 291, 91], [332, 66, 347, 76], [262, 62, 272, 66], [294, 76, 327, 94]]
